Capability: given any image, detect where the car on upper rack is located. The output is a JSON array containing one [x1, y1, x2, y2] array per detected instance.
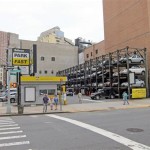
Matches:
[[120, 66, 145, 75], [119, 54, 144, 64], [121, 79, 145, 87]]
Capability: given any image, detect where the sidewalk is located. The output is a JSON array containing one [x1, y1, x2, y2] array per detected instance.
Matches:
[[0, 98, 150, 116]]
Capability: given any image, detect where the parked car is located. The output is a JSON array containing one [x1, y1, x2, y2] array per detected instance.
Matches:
[[121, 79, 145, 87], [119, 54, 144, 63], [66, 88, 74, 96], [90, 88, 118, 100], [120, 66, 145, 75], [0, 92, 17, 103]]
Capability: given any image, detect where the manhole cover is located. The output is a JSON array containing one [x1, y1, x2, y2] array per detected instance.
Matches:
[[126, 128, 144, 132]]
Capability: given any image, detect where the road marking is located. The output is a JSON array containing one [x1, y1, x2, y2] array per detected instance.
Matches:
[[0, 124, 18, 128], [29, 115, 38, 118], [0, 135, 26, 140], [0, 130, 23, 135], [0, 141, 30, 147], [0, 127, 20, 131], [82, 98, 102, 102], [47, 114, 150, 150], [0, 118, 12, 121], [0, 122, 15, 125]]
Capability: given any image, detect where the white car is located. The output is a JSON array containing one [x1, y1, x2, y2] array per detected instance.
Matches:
[[120, 66, 145, 75], [119, 54, 144, 63], [121, 79, 145, 87], [0, 92, 17, 103]]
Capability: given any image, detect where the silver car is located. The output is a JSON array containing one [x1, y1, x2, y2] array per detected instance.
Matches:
[[0, 92, 17, 103], [120, 66, 145, 75], [119, 54, 144, 64], [121, 79, 145, 87]]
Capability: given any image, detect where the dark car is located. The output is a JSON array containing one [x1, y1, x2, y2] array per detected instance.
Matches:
[[90, 88, 118, 100], [66, 88, 74, 96]]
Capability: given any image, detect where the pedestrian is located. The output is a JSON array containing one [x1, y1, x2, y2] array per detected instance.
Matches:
[[43, 94, 49, 113], [53, 95, 59, 110], [49, 97, 54, 110], [122, 91, 129, 105], [78, 91, 82, 103]]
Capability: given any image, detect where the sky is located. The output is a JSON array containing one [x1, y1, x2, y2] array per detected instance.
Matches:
[[0, 0, 104, 43]]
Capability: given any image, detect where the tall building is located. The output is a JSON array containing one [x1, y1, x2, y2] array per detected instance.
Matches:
[[0, 31, 19, 87], [103, 0, 150, 67], [37, 26, 74, 45], [20, 40, 78, 76]]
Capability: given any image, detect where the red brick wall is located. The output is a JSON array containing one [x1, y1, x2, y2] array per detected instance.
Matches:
[[103, 0, 150, 68], [84, 41, 105, 61]]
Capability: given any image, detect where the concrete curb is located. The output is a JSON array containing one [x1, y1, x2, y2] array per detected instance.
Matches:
[[0, 104, 150, 117]]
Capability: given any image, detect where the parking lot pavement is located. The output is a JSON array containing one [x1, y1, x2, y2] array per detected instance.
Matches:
[[0, 97, 150, 116]]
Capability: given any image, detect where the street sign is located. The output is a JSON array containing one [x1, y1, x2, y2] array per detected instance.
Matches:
[[11, 69, 21, 73]]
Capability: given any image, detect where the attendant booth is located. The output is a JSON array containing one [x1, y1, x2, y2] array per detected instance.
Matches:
[[20, 76, 67, 106]]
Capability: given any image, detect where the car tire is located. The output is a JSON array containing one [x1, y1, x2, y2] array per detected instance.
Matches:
[[10, 98, 15, 103], [128, 60, 131, 64], [140, 60, 144, 64], [141, 71, 145, 75], [110, 94, 115, 99], [96, 95, 100, 100]]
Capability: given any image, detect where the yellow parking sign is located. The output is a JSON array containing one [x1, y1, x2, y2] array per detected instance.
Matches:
[[132, 88, 146, 98]]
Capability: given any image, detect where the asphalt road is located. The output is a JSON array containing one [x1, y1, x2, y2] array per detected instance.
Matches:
[[0, 108, 150, 150]]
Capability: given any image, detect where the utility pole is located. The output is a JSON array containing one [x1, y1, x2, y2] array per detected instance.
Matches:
[[6, 48, 12, 114]]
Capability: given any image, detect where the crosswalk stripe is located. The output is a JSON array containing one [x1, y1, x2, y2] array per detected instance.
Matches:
[[0, 118, 12, 121], [0, 135, 26, 140], [0, 124, 18, 128], [0, 120, 14, 123], [48, 114, 150, 150], [0, 122, 15, 125], [0, 141, 30, 147], [0, 130, 23, 135], [0, 127, 20, 131]]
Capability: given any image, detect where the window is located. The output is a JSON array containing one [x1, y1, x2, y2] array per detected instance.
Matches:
[[86, 54, 89, 58], [51, 57, 55, 61], [41, 56, 45, 61], [39, 89, 56, 95], [45, 70, 48, 74], [91, 52, 92, 56], [96, 49, 98, 54], [48, 89, 56, 95], [39, 70, 42, 74], [39, 89, 47, 95]]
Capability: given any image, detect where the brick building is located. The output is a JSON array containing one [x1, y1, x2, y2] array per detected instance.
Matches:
[[103, 0, 150, 67]]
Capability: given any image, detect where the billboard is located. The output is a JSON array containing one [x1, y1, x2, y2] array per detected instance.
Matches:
[[12, 49, 30, 75], [12, 49, 30, 66]]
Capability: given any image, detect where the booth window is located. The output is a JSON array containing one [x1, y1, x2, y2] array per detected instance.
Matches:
[[39, 89, 47, 95], [45, 70, 48, 74], [39, 89, 56, 95], [48, 89, 55, 95]]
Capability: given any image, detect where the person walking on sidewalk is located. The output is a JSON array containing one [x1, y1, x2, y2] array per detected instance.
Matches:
[[43, 94, 49, 113], [122, 91, 129, 105], [53, 95, 59, 110], [78, 92, 82, 103]]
